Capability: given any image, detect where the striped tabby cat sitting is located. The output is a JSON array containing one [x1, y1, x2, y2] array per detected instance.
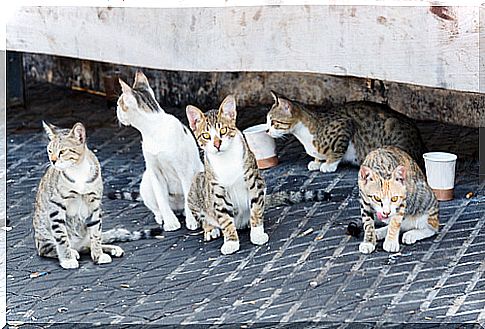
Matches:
[[33, 122, 160, 269], [267, 91, 426, 173], [186, 95, 269, 255], [358, 146, 439, 254]]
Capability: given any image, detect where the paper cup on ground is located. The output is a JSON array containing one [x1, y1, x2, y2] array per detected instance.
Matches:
[[243, 124, 278, 169], [423, 152, 457, 201]]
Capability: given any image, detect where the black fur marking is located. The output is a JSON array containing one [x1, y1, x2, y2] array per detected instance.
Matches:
[[50, 200, 66, 211], [49, 211, 59, 218], [62, 172, 75, 183], [86, 220, 101, 227]]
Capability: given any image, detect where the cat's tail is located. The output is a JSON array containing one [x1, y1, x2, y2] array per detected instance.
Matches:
[[265, 189, 332, 209], [107, 190, 142, 202], [101, 227, 163, 244]]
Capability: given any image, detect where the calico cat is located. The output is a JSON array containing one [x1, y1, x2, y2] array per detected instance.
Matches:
[[116, 71, 203, 232], [358, 146, 439, 254], [267, 91, 426, 173], [33, 122, 161, 269], [186, 95, 269, 255]]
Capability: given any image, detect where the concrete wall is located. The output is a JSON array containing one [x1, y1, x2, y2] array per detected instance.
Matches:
[[7, 5, 481, 93], [22, 53, 484, 128]]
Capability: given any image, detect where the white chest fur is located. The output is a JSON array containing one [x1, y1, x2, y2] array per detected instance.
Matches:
[[292, 122, 325, 159], [208, 134, 251, 228]]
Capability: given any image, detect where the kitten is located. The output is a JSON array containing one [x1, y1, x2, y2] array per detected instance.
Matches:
[[186, 95, 269, 255], [116, 71, 203, 231], [33, 122, 161, 269], [267, 91, 426, 173], [357, 146, 439, 254]]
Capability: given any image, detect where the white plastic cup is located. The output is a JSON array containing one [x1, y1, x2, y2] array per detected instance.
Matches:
[[423, 152, 457, 201], [243, 124, 278, 169]]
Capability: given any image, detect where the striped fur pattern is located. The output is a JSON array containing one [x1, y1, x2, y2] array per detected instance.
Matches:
[[117, 71, 203, 232], [358, 146, 439, 254], [186, 95, 269, 255], [267, 91, 426, 173], [33, 122, 123, 269]]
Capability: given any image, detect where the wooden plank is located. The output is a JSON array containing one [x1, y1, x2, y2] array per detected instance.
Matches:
[[6, 5, 480, 92]]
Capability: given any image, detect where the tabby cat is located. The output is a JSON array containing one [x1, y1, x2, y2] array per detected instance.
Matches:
[[116, 71, 203, 232], [186, 95, 269, 255], [33, 122, 161, 269], [358, 146, 439, 254], [267, 91, 426, 173]]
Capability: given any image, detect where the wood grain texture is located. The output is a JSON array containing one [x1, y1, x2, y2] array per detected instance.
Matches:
[[6, 5, 480, 92]]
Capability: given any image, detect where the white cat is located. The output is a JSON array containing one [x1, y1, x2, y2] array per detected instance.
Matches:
[[116, 71, 203, 231]]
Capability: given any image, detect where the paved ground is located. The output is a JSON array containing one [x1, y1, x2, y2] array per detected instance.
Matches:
[[5, 83, 485, 328]]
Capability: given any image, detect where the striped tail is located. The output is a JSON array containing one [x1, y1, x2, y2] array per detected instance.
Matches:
[[101, 227, 163, 244], [107, 190, 142, 202], [266, 189, 332, 209]]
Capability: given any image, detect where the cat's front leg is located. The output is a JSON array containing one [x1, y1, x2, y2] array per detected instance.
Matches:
[[50, 206, 80, 269], [248, 176, 269, 246], [308, 158, 321, 171], [179, 173, 201, 231], [213, 199, 239, 255], [383, 214, 403, 253], [359, 200, 377, 254], [87, 208, 112, 265]]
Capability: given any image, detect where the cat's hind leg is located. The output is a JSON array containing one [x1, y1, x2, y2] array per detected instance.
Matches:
[[402, 213, 438, 245], [140, 170, 181, 231]]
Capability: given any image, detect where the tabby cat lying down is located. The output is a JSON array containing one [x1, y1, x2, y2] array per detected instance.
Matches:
[[33, 122, 161, 269], [267, 92, 426, 173], [358, 146, 439, 254]]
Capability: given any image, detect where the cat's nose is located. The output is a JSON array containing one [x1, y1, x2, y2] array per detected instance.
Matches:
[[382, 211, 391, 217], [51, 159, 57, 165], [213, 138, 221, 151]]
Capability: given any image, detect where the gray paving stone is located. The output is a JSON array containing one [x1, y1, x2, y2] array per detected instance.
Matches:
[[5, 83, 484, 327]]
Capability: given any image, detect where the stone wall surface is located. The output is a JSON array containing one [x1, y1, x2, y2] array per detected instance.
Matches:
[[22, 53, 484, 127]]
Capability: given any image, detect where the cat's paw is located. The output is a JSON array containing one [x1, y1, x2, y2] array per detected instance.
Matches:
[[402, 231, 418, 245], [359, 242, 376, 254], [185, 214, 200, 231], [60, 258, 79, 270], [383, 239, 400, 253], [96, 253, 112, 264], [109, 246, 124, 257], [250, 226, 269, 245], [163, 219, 182, 232], [319, 161, 339, 173], [308, 161, 321, 171], [221, 240, 240, 255], [70, 249, 80, 260], [204, 228, 221, 241]]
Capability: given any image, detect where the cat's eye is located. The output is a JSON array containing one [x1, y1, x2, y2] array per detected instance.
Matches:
[[220, 127, 227, 135], [59, 150, 65, 156], [373, 195, 382, 202], [391, 196, 399, 202], [48, 149, 52, 154], [202, 132, 211, 140]]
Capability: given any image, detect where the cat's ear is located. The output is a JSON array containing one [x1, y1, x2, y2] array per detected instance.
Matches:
[[42, 121, 58, 140], [186, 105, 204, 131], [270, 90, 279, 105], [133, 70, 150, 89], [69, 122, 86, 144], [392, 165, 406, 184], [278, 98, 292, 115], [219, 95, 237, 122], [119, 78, 133, 95], [359, 166, 374, 183]]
